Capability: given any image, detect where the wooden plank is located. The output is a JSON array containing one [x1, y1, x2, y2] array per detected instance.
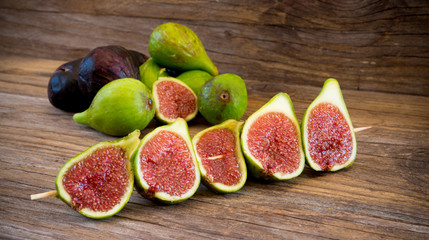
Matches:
[[1, 1, 429, 95], [1, 55, 428, 239]]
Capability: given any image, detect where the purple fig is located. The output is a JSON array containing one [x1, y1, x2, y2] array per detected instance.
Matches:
[[78, 45, 146, 100], [47, 58, 91, 112]]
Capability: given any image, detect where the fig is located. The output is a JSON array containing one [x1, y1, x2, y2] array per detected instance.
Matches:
[[177, 70, 213, 95], [55, 130, 140, 219], [198, 73, 247, 125], [133, 118, 200, 204], [301, 78, 357, 171], [149, 22, 218, 76], [241, 93, 305, 180], [152, 77, 198, 123], [192, 119, 247, 193], [47, 58, 91, 112], [73, 78, 155, 136], [128, 49, 150, 68], [78, 45, 145, 100], [139, 57, 168, 90]]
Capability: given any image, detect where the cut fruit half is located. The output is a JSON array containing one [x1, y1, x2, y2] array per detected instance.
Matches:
[[133, 118, 200, 204], [241, 93, 305, 180], [152, 77, 198, 123], [302, 78, 357, 171], [192, 119, 247, 193], [55, 130, 140, 219]]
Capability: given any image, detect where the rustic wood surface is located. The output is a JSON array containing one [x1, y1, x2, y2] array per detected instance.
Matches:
[[1, 1, 428, 239]]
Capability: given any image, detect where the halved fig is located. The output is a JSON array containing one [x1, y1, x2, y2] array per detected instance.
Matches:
[[302, 78, 357, 171], [55, 130, 140, 219], [133, 118, 200, 204], [241, 93, 305, 180], [192, 119, 247, 193], [152, 77, 198, 123]]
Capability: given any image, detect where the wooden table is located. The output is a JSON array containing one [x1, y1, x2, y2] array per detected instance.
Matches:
[[1, 1, 428, 239]]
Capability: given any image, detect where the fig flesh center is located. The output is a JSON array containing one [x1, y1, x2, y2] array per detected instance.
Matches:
[[62, 147, 129, 212], [307, 103, 353, 170], [247, 112, 301, 175]]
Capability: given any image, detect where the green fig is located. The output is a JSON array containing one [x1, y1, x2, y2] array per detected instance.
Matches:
[[192, 119, 247, 193], [73, 78, 155, 136], [177, 70, 213, 95], [55, 130, 140, 219], [198, 73, 247, 125], [149, 22, 218, 76], [241, 93, 305, 180], [133, 118, 200, 204], [301, 78, 357, 171], [139, 57, 168, 90]]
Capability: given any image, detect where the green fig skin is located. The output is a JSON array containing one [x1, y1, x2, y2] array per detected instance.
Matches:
[[177, 70, 213, 95], [192, 119, 247, 193], [149, 22, 218, 76], [133, 118, 201, 204], [241, 93, 305, 181], [198, 73, 247, 125], [73, 78, 155, 137], [139, 57, 168, 90], [55, 130, 141, 219], [301, 78, 357, 172]]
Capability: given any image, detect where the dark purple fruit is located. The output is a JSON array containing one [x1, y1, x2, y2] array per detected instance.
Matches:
[[128, 50, 149, 69], [47, 58, 91, 112], [78, 45, 145, 100]]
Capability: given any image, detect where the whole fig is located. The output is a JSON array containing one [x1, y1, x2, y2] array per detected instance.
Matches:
[[78, 45, 146, 100], [47, 58, 91, 112]]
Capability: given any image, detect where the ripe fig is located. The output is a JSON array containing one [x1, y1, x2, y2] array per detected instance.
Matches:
[[152, 77, 198, 123], [47, 58, 91, 112], [78, 45, 145, 100], [73, 78, 155, 136], [241, 93, 305, 180], [133, 118, 200, 204], [198, 73, 247, 125], [139, 57, 168, 90], [301, 78, 357, 171], [192, 119, 247, 193], [128, 49, 149, 68], [149, 22, 218, 76], [177, 70, 213, 95], [55, 130, 140, 219]]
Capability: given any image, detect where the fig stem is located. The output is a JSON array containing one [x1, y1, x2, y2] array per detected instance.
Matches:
[[354, 126, 372, 133], [31, 190, 58, 200]]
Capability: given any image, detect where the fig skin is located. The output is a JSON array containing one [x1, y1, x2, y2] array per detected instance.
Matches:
[[47, 58, 91, 112], [149, 22, 218, 76], [198, 73, 247, 125], [78, 45, 146, 101], [73, 78, 155, 137]]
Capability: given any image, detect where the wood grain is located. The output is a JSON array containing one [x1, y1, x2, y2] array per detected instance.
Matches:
[[1, 1, 429, 239]]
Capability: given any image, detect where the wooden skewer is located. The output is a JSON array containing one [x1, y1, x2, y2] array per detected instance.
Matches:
[[354, 126, 372, 133], [31, 190, 57, 200]]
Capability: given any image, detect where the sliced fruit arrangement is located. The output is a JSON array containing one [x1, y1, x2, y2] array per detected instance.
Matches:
[[149, 22, 218, 76], [152, 77, 198, 123], [133, 118, 200, 204], [241, 93, 305, 180], [73, 78, 155, 136], [198, 73, 248, 125], [301, 78, 357, 171], [192, 119, 247, 193], [30, 130, 141, 219]]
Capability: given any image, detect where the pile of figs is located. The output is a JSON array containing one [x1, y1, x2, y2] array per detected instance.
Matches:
[[42, 22, 358, 219]]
